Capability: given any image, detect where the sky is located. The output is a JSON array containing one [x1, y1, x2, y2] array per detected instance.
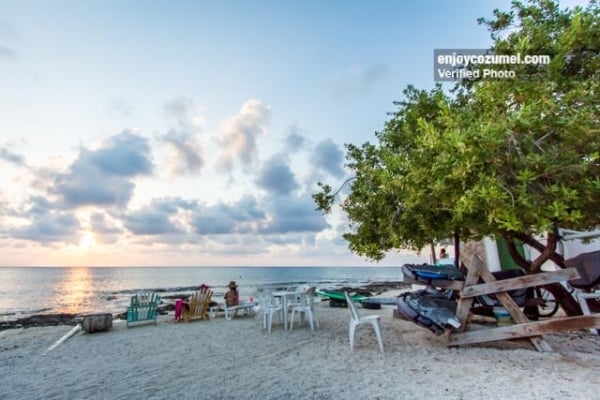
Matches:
[[0, 0, 585, 267]]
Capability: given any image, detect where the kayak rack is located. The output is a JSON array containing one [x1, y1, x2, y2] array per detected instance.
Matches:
[[400, 255, 600, 352]]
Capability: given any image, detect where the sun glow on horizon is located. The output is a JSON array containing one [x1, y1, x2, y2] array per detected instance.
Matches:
[[78, 231, 97, 251]]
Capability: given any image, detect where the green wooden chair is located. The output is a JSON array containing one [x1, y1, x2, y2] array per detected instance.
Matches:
[[126, 293, 161, 327]]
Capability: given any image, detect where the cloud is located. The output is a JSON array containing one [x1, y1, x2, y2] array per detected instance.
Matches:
[[262, 232, 317, 247], [160, 129, 205, 175], [192, 195, 266, 235], [0, 19, 17, 62], [159, 98, 207, 176], [0, 19, 17, 39], [0, 145, 25, 166], [9, 211, 80, 244], [107, 98, 133, 118], [283, 125, 307, 153], [88, 212, 122, 245], [22, 195, 53, 217], [261, 195, 329, 234], [121, 197, 195, 235], [0, 45, 16, 61], [310, 139, 345, 178], [163, 97, 204, 133], [52, 130, 153, 208], [90, 211, 122, 233], [330, 64, 387, 95], [215, 99, 271, 173], [122, 209, 178, 235], [86, 131, 153, 177], [255, 154, 299, 196]]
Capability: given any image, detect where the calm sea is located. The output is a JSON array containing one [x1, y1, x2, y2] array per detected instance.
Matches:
[[0, 266, 406, 321]]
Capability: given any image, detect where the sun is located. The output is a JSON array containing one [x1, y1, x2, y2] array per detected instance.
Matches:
[[78, 231, 97, 250]]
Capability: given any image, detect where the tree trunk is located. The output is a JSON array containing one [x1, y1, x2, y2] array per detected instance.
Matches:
[[503, 229, 582, 317], [543, 283, 582, 316], [454, 230, 460, 269]]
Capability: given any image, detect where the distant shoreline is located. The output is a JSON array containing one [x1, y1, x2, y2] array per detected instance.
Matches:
[[0, 280, 411, 329]]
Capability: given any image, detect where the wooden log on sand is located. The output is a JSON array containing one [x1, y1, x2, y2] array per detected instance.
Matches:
[[82, 313, 113, 334]]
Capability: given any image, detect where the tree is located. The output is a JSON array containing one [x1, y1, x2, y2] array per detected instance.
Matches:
[[314, 0, 600, 316]]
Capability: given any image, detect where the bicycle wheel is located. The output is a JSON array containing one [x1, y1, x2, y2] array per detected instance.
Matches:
[[536, 287, 559, 317]]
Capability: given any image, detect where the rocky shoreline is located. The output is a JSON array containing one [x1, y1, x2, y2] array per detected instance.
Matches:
[[0, 281, 410, 331], [0, 305, 173, 331], [0, 313, 82, 331]]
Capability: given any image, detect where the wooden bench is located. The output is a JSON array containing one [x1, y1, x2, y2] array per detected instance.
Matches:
[[221, 301, 258, 320], [127, 293, 161, 327]]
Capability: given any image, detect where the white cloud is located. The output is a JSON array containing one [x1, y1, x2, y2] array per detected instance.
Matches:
[[160, 129, 205, 175], [163, 97, 205, 133], [51, 131, 153, 208], [214, 99, 271, 173]]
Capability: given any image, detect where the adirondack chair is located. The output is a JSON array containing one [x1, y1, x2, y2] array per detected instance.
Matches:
[[126, 292, 161, 327], [182, 288, 213, 322]]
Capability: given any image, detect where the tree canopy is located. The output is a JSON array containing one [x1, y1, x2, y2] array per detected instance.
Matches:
[[314, 0, 600, 274]]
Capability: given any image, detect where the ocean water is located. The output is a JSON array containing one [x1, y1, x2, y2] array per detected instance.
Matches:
[[0, 266, 405, 320]]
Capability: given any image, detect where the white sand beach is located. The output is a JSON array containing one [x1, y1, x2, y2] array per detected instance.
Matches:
[[1, 300, 599, 400]]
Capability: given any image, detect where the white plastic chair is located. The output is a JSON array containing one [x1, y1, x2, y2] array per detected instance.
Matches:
[[258, 293, 283, 333], [289, 286, 319, 331], [344, 291, 384, 353], [285, 285, 304, 309]]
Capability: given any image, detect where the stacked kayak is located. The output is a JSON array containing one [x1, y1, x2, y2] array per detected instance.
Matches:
[[396, 264, 530, 334], [396, 288, 461, 335], [396, 263, 464, 334], [316, 289, 368, 303], [316, 289, 390, 309]]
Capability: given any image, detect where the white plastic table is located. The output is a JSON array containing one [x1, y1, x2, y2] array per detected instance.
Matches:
[[271, 290, 301, 330]]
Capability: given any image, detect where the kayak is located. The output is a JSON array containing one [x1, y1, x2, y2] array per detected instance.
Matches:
[[396, 289, 461, 335], [316, 289, 368, 303]]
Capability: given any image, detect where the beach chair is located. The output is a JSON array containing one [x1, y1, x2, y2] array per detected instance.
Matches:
[[222, 302, 257, 320], [257, 293, 284, 333], [126, 292, 161, 327], [344, 291, 384, 353], [289, 286, 319, 331], [182, 287, 213, 322]]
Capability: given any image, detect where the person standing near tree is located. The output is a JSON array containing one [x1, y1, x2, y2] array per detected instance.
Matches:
[[439, 248, 448, 259]]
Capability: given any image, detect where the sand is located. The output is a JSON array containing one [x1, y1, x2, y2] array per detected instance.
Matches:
[[1, 300, 599, 400]]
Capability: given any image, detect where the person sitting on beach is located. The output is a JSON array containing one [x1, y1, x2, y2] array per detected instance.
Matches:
[[224, 281, 240, 307], [439, 248, 448, 259]]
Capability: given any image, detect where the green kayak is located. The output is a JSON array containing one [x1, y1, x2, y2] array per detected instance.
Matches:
[[316, 289, 368, 302]]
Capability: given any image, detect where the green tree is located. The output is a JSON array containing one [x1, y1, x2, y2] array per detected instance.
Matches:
[[314, 0, 600, 316]]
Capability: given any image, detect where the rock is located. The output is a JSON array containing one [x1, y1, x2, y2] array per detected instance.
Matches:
[[0, 313, 79, 331]]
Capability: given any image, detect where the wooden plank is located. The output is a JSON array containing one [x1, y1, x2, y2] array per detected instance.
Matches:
[[476, 264, 552, 352], [401, 276, 465, 291], [453, 255, 483, 332], [447, 315, 600, 349], [461, 268, 580, 298]]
